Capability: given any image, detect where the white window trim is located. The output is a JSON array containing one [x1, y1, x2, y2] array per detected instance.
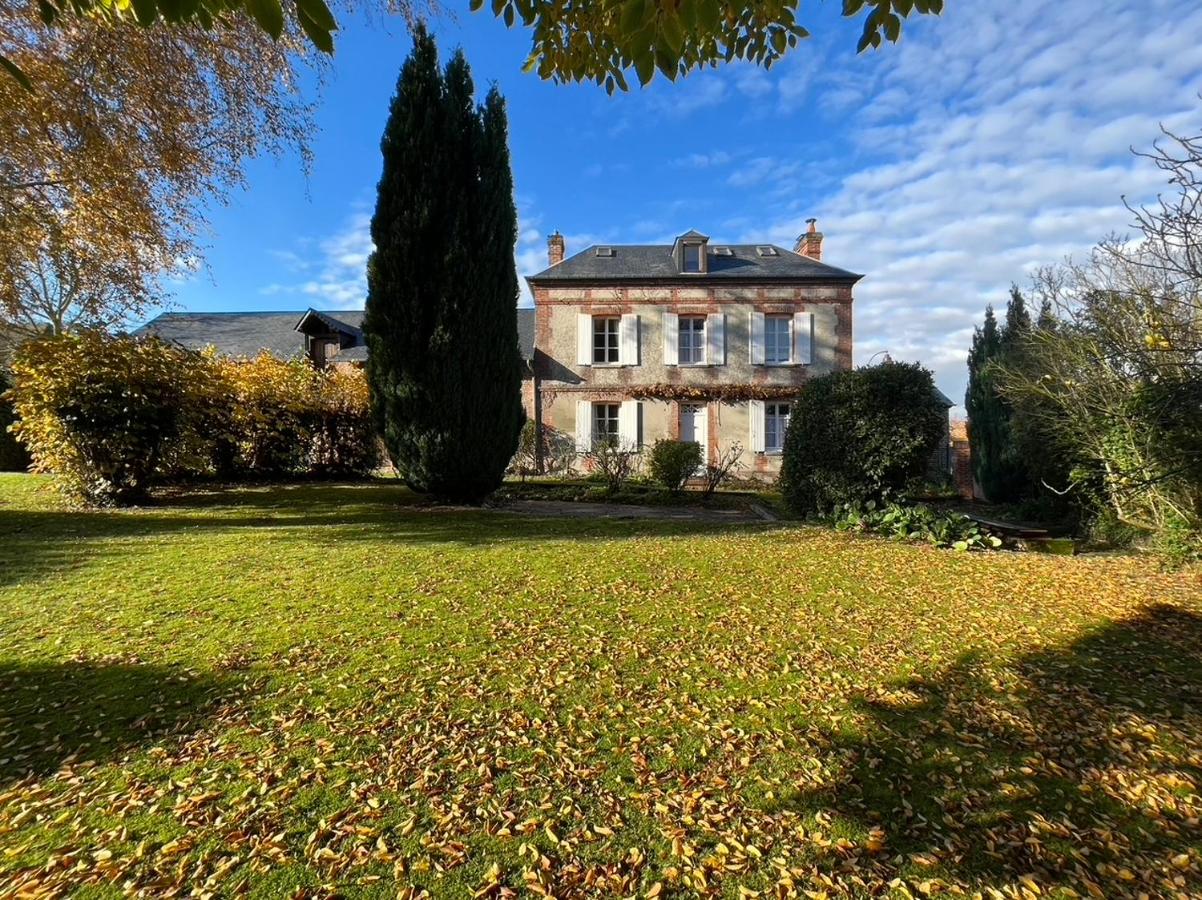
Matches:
[[764, 314, 794, 366], [677, 315, 707, 366], [764, 402, 791, 455], [591, 401, 621, 447], [592, 315, 621, 366]]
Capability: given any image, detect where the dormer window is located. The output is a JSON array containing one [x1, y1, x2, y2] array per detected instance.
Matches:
[[673, 229, 710, 275]]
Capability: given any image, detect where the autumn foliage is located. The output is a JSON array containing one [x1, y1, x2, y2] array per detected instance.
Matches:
[[7, 332, 378, 503]]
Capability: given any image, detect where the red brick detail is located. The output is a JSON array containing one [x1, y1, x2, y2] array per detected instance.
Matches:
[[547, 233, 565, 267], [835, 303, 853, 371], [952, 438, 973, 499], [706, 402, 719, 465]]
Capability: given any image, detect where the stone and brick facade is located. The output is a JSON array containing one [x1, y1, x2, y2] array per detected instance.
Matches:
[[526, 225, 862, 480]]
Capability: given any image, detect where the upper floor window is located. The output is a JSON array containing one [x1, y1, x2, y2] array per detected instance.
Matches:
[[682, 243, 703, 273], [592, 402, 620, 447], [593, 316, 620, 364], [765, 315, 792, 364], [679, 316, 705, 364], [765, 402, 791, 453]]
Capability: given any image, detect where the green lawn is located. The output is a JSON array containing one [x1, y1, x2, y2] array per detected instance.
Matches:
[[0, 474, 1199, 898]]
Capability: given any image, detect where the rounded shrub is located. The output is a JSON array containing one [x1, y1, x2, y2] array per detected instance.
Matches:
[[780, 360, 946, 516], [647, 439, 703, 493]]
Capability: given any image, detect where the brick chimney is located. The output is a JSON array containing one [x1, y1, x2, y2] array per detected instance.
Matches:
[[794, 218, 823, 261], [547, 231, 565, 267]]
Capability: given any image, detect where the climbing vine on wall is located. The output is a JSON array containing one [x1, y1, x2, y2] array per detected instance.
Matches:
[[626, 384, 800, 403]]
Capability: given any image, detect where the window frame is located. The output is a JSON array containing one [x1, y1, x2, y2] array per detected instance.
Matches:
[[677, 315, 706, 365], [592, 316, 621, 365], [764, 314, 792, 365], [682, 243, 703, 274], [592, 402, 621, 448], [764, 402, 791, 454]]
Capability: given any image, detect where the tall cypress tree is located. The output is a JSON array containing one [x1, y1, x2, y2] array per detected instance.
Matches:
[[966, 288, 1037, 502], [966, 305, 1003, 498], [364, 28, 524, 502]]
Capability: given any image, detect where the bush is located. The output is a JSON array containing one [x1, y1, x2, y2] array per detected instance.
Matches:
[[8, 333, 379, 504], [584, 440, 639, 494], [831, 500, 1003, 551], [9, 332, 200, 504], [701, 441, 744, 501], [647, 439, 702, 493], [780, 361, 946, 515], [0, 368, 31, 472]]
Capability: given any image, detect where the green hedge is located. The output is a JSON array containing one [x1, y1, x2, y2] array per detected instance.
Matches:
[[780, 361, 945, 516]]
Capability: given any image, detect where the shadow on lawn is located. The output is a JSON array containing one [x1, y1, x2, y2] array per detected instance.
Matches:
[[787, 604, 1202, 893], [0, 482, 780, 588], [0, 659, 239, 784]]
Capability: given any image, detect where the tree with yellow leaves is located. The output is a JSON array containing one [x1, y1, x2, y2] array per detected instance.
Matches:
[[0, 1, 316, 336]]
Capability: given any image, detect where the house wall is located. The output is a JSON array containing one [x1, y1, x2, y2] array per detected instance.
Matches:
[[533, 281, 854, 480]]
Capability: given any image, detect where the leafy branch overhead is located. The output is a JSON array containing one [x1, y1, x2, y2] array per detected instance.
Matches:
[[477, 0, 946, 91], [32, 0, 339, 51], [9, 0, 942, 89]]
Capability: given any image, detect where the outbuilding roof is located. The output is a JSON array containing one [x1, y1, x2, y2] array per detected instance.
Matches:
[[135, 308, 536, 361]]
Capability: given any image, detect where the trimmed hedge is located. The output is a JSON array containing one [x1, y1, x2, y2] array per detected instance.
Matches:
[[780, 361, 946, 515], [9, 333, 379, 505]]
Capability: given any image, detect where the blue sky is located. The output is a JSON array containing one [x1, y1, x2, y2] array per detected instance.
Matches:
[[174, 0, 1202, 412]]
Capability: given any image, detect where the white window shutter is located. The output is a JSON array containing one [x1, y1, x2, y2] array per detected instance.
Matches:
[[662, 311, 679, 366], [619, 314, 639, 366], [749, 311, 765, 365], [575, 400, 592, 452], [619, 400, 641, 450], [706, 313, 725, 366], [793, 311, 813, 365], [577, 313, 592, 366], [749, 399, 765, 453]]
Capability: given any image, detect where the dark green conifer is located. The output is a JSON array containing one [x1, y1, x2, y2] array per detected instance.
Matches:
[[364, 27, 524, 502]]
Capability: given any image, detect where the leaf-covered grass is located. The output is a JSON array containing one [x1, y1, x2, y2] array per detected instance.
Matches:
[[0, 474, 1199, 897]]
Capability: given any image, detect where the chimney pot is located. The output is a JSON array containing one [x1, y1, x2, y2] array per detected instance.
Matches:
[[794, 218, 824, 261], [547, 231, 565, 267]]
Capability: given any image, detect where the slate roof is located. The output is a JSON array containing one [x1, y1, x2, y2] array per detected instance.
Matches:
[[135, 308, 537, 361], [933, 387, 955, 408], [528, 244, 861, 284]]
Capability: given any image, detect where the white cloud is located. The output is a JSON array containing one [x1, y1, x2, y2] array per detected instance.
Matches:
[[744, 0, 1202, 412], [262, 203, 552, 309], [259, 210, 373, 308], [673, 151, 734, 168]]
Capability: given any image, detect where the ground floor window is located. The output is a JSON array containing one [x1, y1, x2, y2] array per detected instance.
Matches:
[[592, 402, 620, 447], [765, 402, 791, 453]]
